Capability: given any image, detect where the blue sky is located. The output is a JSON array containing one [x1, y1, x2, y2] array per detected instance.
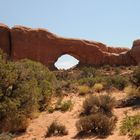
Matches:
[[0, 0, 140, 69]]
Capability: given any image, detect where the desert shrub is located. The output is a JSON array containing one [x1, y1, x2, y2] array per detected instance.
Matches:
[[56, 81, 77, 95], [0, 59, 56, 133], [93, 83, 103, 92], [124, 86, 140, 97], [78, 85, 90, 95], [77, 77, 95, 87], [60, 100, 73, 111], [102, 65, 112, 71], [132, 65, 140, 86], [76, 113, 116, 136], [81, 67, 96, 78], [55, 99, 73, 112], [55, 70, 69, 80], [105, 76, 128, 90], [114, 67, 121, 74], [46, 121, 68, 137], [82, 94, 116, 116], [47, 106, 55, 113], [120, 114, 140, 140], [0, 133, 14, 140]]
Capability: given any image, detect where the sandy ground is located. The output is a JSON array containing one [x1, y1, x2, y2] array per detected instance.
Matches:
[[14, 91, 140, 140]]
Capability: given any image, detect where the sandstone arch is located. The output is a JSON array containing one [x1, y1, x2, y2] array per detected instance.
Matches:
[[0, 23, 140, 70]]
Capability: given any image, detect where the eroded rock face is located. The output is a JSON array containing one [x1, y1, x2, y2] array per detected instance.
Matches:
[[0, 23, 11, 56], [130, 39, 140, 64], [0, 23, 139, 69]]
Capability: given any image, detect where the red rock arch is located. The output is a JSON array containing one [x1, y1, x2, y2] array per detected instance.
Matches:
[[0, 23, 139, 70]]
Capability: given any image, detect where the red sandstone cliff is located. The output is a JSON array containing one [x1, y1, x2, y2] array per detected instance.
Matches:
[[0, 23, 139, 69]]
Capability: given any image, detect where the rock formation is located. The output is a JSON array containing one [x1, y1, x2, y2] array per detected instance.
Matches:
[[0, 23, 139, 69]]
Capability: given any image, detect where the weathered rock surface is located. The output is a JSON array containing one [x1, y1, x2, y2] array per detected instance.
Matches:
[[0, 23, 139, 69], [0, 23, 11, 56], [130, 39, 140, 64]]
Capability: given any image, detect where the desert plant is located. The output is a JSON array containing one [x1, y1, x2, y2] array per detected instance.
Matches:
[[114, 67, 121, 74], [120, 114, 140, 140], [124, 86, 140, 97], [0, 59, 56, 133], [77, 77, 95, 87], [0, 133, 14, 140], [105, 76, 128, 90], [47, 106, 55, 113], [93, 83, 103, 92], [45, 121, 68, 137], [78, 85, 90, 95], [81, 67, 96, 78], [82, 94, 116, 116], [132, 65, 140, 86], [102, 65, 112, 71], [55, 99, 73, 112], [76, 113, 116, 136], [60, 100, 73, 112]]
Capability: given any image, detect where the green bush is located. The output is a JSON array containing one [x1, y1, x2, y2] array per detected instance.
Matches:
[[132, 65, 140, 86], [60, 100, 73, 112], [81, 67, 96, 78], [47, 106, 55, 113], [0, 58, 56, 133], [45, 121, 68, 137], [82, 94, 116, 116], [78, 85, 90, 95], [120, 114, 140, 140], [55, 70, 69, 81], [76, 113, 116, 136], [55, 99, 73, 112], [0, 133, 14, 140], [105, 76, 128, 90], [124, 86, 140, 97], [102, 65, 112, 71], [76, 93, 117, 137], [114, 67, 121, 74], [77, 77, 95, 87], [92, 83, 103, 92]]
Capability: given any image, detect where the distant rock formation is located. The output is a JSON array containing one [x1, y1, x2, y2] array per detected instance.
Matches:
[[0, 23, 139, 69]]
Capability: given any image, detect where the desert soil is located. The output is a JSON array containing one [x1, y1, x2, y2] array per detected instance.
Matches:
[[14, 91, 140, 140]]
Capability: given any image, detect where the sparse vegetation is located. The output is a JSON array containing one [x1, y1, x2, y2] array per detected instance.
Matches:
[[120, 114, 140, 140], [45, 121, 68, 137], [124, 86, 140, 97], [92, 83, 103, 92], [77, 77, 95, 87], [78, 85, 90, 95], [47, 106, 55, 113], [81, 67, 96, 78], [115, 67, 121, 74], [0, 48, 139, 139], [102, 65, 112, 71], [60, 100, 73, 112], [82, 94, 116, 116], [105, 75, 128, 90], [55, 99, 73, 112], [76, 94, 117, 137], [76, 113, 116, 136], [0, 133, 14, 140], [132, 65, 140, 86]]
